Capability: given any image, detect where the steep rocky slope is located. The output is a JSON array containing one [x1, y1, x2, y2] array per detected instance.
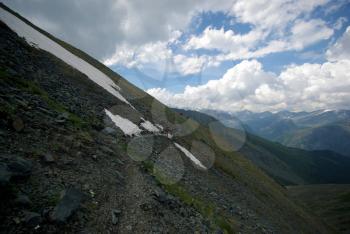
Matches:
[[0, 4, 330, 233]]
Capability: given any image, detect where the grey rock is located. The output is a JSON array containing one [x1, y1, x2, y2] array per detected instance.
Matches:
[[111, 209, 121, 225], [91, 155, 98, 161], [100, 146, 114, 154], [12, 116, 24, 132], [43, 153, 55, 163], [15, 194, 32, 206], [55, 112, 69, 123], [140, 203, 152, 211], [152, 191, 168, 203], [50, 187, 83, 223], [0, 163, 12, 186], [7, 157, 32, 178], [23, 211, 42, 227], [102, 127, 117, 136]]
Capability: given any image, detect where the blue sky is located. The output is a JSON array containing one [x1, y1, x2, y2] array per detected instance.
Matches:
[[4, 0, 350, 112], [111, 1, 350, 94]]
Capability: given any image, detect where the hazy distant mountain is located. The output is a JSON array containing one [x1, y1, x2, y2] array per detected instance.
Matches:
[[173, 108, 350, 186], [203, 109, 350, 156]]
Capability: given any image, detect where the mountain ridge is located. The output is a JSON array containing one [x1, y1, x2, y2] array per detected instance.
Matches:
[[173, 108, 350, 186], [202, 108, 350, 156]]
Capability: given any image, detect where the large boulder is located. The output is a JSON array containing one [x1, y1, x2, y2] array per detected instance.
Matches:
[[23, 211, 42, 227], [7, 157, 33, 178], [50, 187, 83, 223]]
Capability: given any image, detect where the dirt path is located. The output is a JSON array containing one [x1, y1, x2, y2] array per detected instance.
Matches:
[[116, 160, 156, 233]]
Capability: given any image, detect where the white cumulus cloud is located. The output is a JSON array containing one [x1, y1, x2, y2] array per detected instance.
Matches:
[[148, 27, 350, 112], [327, 26, 350, 61]]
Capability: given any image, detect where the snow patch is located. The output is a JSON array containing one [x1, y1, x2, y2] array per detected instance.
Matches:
[[0, 8, 132, 107], [167, 133, 173, 139], [140, 118, 160, 133], [174, 143, 206, 170], [105, 109, 141, 136], [155, 124, 164, 131]]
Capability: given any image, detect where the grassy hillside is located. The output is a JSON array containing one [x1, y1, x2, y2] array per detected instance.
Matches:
[[223, 109, 350, 157], [281, 123, 350, 157], [288, 184, 350, 233], [174, 108, 350, 185]]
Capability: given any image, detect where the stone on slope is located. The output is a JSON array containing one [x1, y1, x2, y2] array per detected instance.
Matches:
[[12, 116, 24, 132], [23, 211, 42, 227], [0, 163, 12, 186], [7, 156, 33, 178], [111, 209, 121, 225], [102, 127, 117, 136], [50, 187, 83, 223], [15, 194, 32, 207], [42, 153, 55, 163]]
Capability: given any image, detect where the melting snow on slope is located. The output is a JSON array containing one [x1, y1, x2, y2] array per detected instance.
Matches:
[[174, 143, 206, 170], [105, 109, 141, 136], [0, 8, 132, 107], [155, 124, 164, 131], [140, 118, 160, 133]]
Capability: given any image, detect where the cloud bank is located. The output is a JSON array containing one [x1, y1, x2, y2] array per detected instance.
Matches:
[[148, 27, 350, 112]]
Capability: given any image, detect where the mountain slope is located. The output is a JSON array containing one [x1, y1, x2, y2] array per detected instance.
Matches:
[[288, 184, 350, 234], [173, 108, 350, 186], [0, 4, 330, 233], [281, 123, 350, 156], [207, 109, 350, 156]]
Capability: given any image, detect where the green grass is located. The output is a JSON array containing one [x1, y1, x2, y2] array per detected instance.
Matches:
[[338, 192, 350, 203]]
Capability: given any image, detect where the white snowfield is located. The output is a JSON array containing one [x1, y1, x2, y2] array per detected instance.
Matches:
[[174, 143, 206, 170], [140, 118, 160, 133], [0, 8, 131, 107], [105, 109, 141, 136]]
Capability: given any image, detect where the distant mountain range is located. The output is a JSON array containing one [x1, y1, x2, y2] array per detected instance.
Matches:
[[173, 108, 350, 186], [203, 109, 350, 157]]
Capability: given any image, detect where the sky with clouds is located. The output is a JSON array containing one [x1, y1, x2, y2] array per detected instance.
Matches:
[[4, 0, 350, 112]]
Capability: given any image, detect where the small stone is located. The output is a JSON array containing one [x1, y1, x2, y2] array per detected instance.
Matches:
[[55, 112, 69, 123], [43, 153, 55, 163], [152, 191, 168, 203], [23, 211, 42, 227], [15, 194, 32, 206], [112, 209, 121, 215], [100, 146, 114, 154], [13, 217, 21, 224], [12, 116, 24, 132], [126, 225, 132, 231], [111, 209, 121, 225], [92, 155, 98, 161], [111, 215, 118, 225], [102, 127, 117, 136], [0, 163, 12, 186], [140, 203, 152, 211]]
